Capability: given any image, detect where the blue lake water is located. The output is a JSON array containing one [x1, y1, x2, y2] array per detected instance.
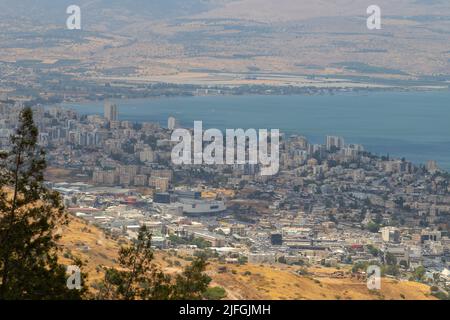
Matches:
[[62, 91, 450, 170]]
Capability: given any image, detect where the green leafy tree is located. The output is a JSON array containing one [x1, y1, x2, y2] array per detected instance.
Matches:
[[238, 256, 248, 265], [203, 286, 227, 300], [366, 221, 380, 233], [366, 244, 380, 257], [382, 264, 400, 277], [352, 261, 368, 273], [399, 260, 409, 269], [384, 252, 397, 266], [413, 266, 426, 281], [0, 107, 84, 299]]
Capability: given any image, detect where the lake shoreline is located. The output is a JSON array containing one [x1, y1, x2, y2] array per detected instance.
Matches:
[[58, 91, 450, 170]]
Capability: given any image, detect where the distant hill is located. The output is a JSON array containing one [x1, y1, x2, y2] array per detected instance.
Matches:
[[0, 0, 221, 25], [2, 0, 449, 29], [3, 0, 449, 23], [1, 0, 449, 87], [197, 0, 450, 22]]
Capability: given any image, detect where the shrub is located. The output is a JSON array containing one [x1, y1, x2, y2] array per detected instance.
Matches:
[[203, 286, 227, 300]]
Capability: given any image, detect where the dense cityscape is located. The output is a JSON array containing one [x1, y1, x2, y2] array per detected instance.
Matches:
[[1, 99, 449, 296], [2, 0, 450, 307]]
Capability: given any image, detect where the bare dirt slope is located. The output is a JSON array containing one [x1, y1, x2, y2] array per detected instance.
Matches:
[[207, 264, 436, 300], [59, 217, 435, 300]]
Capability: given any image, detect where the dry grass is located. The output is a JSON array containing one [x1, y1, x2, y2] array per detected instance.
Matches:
[[207, 263, 435, 300], [57, 218, 436, 300], [58, 216, 122, 284]]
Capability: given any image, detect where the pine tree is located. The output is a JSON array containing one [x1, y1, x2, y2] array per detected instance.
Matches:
[[98, 226, 172, 300], [170, 257, 211, 300], [98, 226, 211, 300], [0, 107, 83, 299]]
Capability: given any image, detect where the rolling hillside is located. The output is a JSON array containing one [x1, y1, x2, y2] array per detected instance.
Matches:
[[59, 216, 436, 300], [1, 0, 450, 77]]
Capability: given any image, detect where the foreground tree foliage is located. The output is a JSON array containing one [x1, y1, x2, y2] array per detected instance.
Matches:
[[0, 107, 84, 299], [0, 107, 210, 300], [97, 226, 211, 300]]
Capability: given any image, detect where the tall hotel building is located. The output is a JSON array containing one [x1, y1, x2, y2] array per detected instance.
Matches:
[[104, 102, 118, 121]]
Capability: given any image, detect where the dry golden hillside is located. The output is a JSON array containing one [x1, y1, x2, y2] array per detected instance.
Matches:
[[206, 264, 436, 300], [58, 215, 186, 285], [58, 216, 122, 284], [58, 216, 436, 300]]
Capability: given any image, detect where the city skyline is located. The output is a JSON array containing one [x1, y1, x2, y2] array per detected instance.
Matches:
[[1, 0, 449, 308]]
